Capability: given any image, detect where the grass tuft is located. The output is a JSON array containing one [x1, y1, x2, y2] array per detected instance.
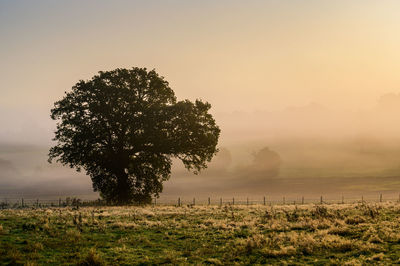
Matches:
[[78, 248, 104, 266]]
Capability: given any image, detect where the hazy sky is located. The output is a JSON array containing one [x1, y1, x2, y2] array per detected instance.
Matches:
[[1, 0, 400, 144]]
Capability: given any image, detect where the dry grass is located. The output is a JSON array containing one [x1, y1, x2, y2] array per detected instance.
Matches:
[[1, 202, 400, 264], [78, 248, 104, 266]]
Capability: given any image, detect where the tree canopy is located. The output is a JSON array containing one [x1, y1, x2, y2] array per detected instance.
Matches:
[[49, 67, 220, 204]]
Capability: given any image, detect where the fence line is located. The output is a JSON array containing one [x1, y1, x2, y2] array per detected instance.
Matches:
[[1, 193, 400, 209], [154, 193, 400, 206]]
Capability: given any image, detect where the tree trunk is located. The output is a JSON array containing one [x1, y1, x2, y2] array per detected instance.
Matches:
[[115, 171, 131, 205]]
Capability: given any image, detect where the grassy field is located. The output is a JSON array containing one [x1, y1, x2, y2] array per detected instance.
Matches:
[[1, 203, 400, 265]]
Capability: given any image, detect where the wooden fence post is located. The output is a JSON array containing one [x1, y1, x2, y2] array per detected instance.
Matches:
[[320, 196, 323, 204], [263, 196, 266, 206], [380, 194, 382, 203], [232, 197, 235, 205], [178, 197, 181, 207], [208, 197, 210, 206], [220, 198, 222, 207], [361, 195, 364, 204], [246, 197, 249, 206], [36, 199, 39, 208], [342, 195, 344, 204]]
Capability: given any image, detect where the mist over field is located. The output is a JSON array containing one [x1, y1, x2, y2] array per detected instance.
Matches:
[[2, 93, 400, 200], [152, 94, 400, 200]]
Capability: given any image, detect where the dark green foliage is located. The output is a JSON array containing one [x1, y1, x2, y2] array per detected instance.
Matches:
[[49, 68, 220, 204]]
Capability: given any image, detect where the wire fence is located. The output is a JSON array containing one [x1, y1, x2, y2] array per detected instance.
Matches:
[[156, 194, 400, 207], [1, 193, 400, 209]]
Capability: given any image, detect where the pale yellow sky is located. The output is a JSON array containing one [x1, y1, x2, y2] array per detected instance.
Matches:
[[1, 1, 400, 114]]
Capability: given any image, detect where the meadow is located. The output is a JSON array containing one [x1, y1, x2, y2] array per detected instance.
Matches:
[[1, 202, 400, 265]]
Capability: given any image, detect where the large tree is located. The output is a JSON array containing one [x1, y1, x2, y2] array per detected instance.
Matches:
[[49, 68, 220, 204]]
